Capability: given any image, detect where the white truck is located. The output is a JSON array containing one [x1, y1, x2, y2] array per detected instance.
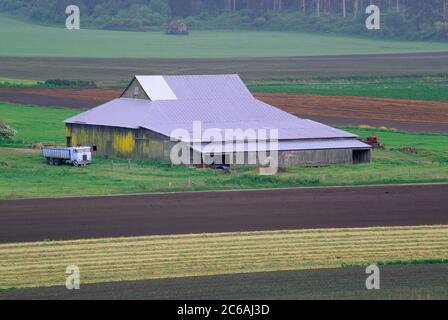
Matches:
[[42, 147, 92, 166]]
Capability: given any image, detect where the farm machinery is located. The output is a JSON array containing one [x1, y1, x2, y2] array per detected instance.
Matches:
[[362, 135, 385, 149]]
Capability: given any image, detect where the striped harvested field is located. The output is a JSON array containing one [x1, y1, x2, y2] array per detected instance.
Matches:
[[1, 225, 447, 290]]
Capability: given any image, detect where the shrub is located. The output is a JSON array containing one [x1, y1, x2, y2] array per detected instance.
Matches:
[[435, 22, 448, 40], [166, 20, 189, 35], [252, 17, 266, 28], [0, 120, 17, 141], [39, 79, 97, 88]]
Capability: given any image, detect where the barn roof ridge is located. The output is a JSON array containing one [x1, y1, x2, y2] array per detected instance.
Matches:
[[132, 74, 253, 102]]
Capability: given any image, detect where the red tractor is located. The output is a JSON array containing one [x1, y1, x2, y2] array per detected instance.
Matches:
[[363, 135, 385, 149]]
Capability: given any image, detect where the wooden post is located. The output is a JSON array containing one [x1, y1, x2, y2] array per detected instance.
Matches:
[[343, 0, 346, 17], [317, 0, 320, 17]]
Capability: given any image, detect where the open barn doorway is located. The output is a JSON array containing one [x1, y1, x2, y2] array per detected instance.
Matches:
[[353, 149, 371, 164]]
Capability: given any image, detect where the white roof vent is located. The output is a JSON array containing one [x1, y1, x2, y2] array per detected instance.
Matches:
[[135, 75, 177, 101]]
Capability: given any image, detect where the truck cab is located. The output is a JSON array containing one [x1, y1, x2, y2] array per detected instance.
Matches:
[[71, 147, 92, 166]]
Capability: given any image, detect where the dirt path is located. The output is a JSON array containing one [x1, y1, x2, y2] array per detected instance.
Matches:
[[1, 264, 446, 300], [1, 87, 447, 132], [2, 52, 448, 86], [0, 184, 447, 243], [256, 92, 448, 124], [0, 87, 120, 108]]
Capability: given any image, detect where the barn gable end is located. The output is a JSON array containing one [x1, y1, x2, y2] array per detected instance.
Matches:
[[121, 78, 150, 100]]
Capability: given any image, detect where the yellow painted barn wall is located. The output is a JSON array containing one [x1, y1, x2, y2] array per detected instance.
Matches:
[[66, 124, 168, 160], [112, 131, 135, 155], [66, 124, 135, 157]]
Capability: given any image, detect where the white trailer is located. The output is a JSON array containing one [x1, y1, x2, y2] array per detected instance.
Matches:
[[42, 147, 92, 166]]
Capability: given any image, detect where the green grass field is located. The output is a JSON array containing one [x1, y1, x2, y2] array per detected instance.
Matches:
[[0, 225, 447, 289], [1, 13, 448, 58], [1, 145, 447, 200], [0, 77, 39, 86], [0, 103, 81, 146], [0, 103, 447, 199], [248, 75, 448, 101]]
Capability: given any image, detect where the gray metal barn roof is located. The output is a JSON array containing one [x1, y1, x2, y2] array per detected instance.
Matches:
[[137, 74, 252, 101], [65, 75, 371, 150]]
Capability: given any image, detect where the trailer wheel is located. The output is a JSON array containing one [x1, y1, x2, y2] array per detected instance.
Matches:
[[49, 158, 54, 165], [54, 159, 61, 166], [73, 161, 79, 167]]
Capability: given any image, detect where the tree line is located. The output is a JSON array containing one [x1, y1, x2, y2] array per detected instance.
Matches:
[[171, 0, 445, 24], [0, 0, 447, 39]]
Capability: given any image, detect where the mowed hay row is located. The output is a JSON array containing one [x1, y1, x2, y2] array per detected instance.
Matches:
[[1, 225, 448, 289]]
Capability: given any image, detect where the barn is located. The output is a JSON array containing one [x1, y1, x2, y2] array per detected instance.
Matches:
[[65, 74, 371, 166]]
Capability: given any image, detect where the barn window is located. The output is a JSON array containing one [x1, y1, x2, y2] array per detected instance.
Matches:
[[92, 145, 97, 151], [133, 86, 139, 97]]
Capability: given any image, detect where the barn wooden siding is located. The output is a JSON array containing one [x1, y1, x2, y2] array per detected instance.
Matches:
[[279, 149, 355, 165], [220, 149, 370, 168], [66, 124, 371, 165], [206, 148, 370, 168], [121, 78, 149, 100], [66, 124, 175, 160]]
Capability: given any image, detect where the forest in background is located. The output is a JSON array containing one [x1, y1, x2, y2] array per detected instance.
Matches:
[[0, 0, 447, 40]]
